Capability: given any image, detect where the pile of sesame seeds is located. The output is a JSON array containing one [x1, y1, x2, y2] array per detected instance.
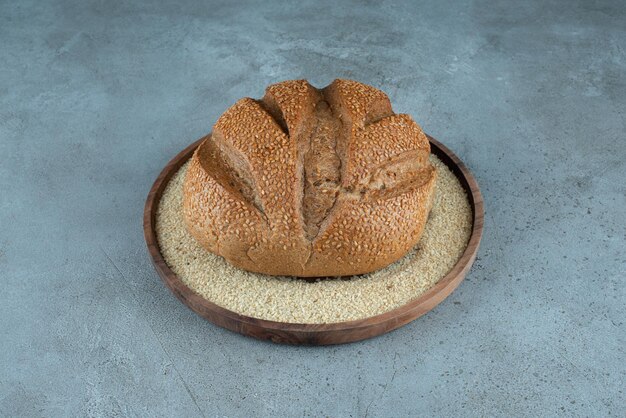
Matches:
[[156, 155, 472, 324]]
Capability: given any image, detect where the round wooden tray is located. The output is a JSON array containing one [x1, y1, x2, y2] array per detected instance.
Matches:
[[144, 134, 483, 345]]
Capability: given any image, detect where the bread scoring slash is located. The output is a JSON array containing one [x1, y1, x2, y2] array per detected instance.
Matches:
[[183, 79, 437, 277]]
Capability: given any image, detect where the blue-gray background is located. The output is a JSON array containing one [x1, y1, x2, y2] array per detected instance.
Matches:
[[1, 0, 624, 416]]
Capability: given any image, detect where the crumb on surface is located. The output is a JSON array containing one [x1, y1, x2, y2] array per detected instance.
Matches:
[[156, 155, 472, 324]]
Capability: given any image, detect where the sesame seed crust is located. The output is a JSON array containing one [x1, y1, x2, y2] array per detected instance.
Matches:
[[183, 79, 437, 276], [263, 79, 320, 134]]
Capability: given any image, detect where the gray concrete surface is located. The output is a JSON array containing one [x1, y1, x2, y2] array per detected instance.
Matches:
[[1, 0, 624, 416]]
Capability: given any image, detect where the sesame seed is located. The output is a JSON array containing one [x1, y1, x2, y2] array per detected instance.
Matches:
[[157, 155, 471, 324]]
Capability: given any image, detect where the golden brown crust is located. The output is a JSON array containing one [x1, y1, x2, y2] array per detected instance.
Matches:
[[183, 79, 437, 276], [262, 79, 320, 135], [306, 167, 436, 276]]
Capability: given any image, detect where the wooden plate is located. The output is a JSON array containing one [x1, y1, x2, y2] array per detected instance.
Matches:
[[144, 134, 484, 345]]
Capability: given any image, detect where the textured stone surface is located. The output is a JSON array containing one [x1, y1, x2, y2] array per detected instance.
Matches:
[[1, 0, 624, 416]]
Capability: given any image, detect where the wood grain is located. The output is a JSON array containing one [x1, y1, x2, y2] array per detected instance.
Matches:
[[143, 134, 484, 345]]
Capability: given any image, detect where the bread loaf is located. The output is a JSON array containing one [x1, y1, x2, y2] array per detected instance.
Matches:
[[183, 79, 436, 277]]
